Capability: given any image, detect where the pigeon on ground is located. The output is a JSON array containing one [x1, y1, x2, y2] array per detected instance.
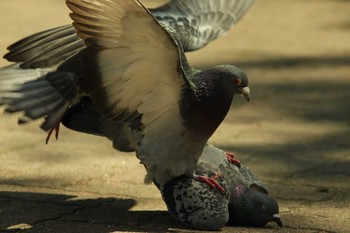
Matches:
[[3, 0, 255, 69], [49, 98, 281, 230], [161, 144, 283, 230], [0, 0, 251, 190]]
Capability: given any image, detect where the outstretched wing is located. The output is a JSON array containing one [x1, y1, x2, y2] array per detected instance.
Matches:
[[67, 0, 191, 119], [67, 0, 197, 184], [3, 0, 254, 68], [4, 25, 84, 69], [151, 0, 255, 51]]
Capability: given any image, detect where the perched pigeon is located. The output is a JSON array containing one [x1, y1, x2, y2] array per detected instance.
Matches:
[[0, 0, 251, 190], [3, 0, 255, 69], [161, 145, 283, 230]]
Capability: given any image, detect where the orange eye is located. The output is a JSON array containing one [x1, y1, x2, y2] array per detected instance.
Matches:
[[234, 78, 241, 86]]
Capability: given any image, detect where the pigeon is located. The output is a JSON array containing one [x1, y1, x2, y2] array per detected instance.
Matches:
[[0, 0, 251, 190], [161, 144, 283, 230], [60, 102, 281, 230], [3, 0, 255, 69], [48, 99, 281, 230]]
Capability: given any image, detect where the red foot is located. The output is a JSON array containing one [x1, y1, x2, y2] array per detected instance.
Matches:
[[195, 173, 225, 193], [45, 123, 60, 144], [226, 152, 241, 168]]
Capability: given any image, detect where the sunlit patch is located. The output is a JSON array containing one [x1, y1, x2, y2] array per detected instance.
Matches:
[[7, 223, 32, 230]]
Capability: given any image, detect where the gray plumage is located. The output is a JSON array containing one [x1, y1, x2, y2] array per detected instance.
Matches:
[[61, 96, 134, 152], [161, 145, 282, 230], [150, 0, 255, 51], [60, 102, 281, 230], [0, 0, 251, 188], [52, 100, 281, 230], [4, 0, 254, 68]]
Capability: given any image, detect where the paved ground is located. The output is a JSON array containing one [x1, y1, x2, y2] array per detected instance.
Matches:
[[0, 0, 349, 232]]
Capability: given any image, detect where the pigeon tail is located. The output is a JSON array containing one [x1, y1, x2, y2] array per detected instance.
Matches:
[[0, 67, 78, 132]]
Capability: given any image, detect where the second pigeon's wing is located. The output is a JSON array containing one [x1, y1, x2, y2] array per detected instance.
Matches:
[[151, 0, 255, 51], [239, 167, 269, 194], [162, 176, 229, 230]]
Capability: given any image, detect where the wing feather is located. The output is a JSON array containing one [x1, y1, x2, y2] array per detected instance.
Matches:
[[151, 0, 255, 51], [66, 0, 190, 117], [3, 0, 253, 69], [67, 0, 200, 184]]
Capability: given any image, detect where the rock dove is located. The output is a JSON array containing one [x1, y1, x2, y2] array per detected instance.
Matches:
[[3, 0, 255, 69], [0, 0, 251, 190], [55, 99, 281, 230], [161, 145, 283, 230]]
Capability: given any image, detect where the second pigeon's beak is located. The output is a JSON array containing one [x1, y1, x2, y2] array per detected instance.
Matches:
[[241, 87, 250, 102], [272, 214, 283, 227]]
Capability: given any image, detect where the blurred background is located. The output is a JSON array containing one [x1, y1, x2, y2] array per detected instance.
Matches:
[[0, 0, 349, 232]]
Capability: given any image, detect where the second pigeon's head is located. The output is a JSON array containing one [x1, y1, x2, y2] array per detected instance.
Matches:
[[228, 188, 282, 228]]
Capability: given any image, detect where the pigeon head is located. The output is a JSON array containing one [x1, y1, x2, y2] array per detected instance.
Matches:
[[217, 65, 250, 102], [228, 187, 282, 227]]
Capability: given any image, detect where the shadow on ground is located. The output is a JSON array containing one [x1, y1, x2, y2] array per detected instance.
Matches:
[[0, 191, 187, 233]]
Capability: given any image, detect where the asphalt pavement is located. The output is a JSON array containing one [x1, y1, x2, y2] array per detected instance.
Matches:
[[0, 0, 349, 232]]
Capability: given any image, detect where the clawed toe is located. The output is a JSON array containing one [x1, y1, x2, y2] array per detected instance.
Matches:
[[225, 152, 241, 168], [45, 123, 60, 144], [194, 173, 225, 193]]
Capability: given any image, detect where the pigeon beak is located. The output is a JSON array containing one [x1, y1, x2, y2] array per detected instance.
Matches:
[[241, 86, 250, 102], [272, 214, 283, 227]]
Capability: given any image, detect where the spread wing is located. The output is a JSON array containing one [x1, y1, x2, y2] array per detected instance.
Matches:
[[67, 0, 197, 184], [151, 0, 255, 51], [3, 0, 254, 68], [67, 0, 191, 119], [4, 25, 84, 69]]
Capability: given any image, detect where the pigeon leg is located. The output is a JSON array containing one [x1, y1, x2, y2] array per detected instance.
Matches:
[[45, 123, 60, 144], [225, 152, 241, 168], [194, 172, 225, 193]]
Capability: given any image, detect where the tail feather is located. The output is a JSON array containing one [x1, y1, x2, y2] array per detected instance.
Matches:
[[0, 65, 78, 131], [41, 102, 70, 131]]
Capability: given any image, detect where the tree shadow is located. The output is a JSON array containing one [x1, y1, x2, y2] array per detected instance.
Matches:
[[249, 81, 350, 123], [0, 191, 187, 233]]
